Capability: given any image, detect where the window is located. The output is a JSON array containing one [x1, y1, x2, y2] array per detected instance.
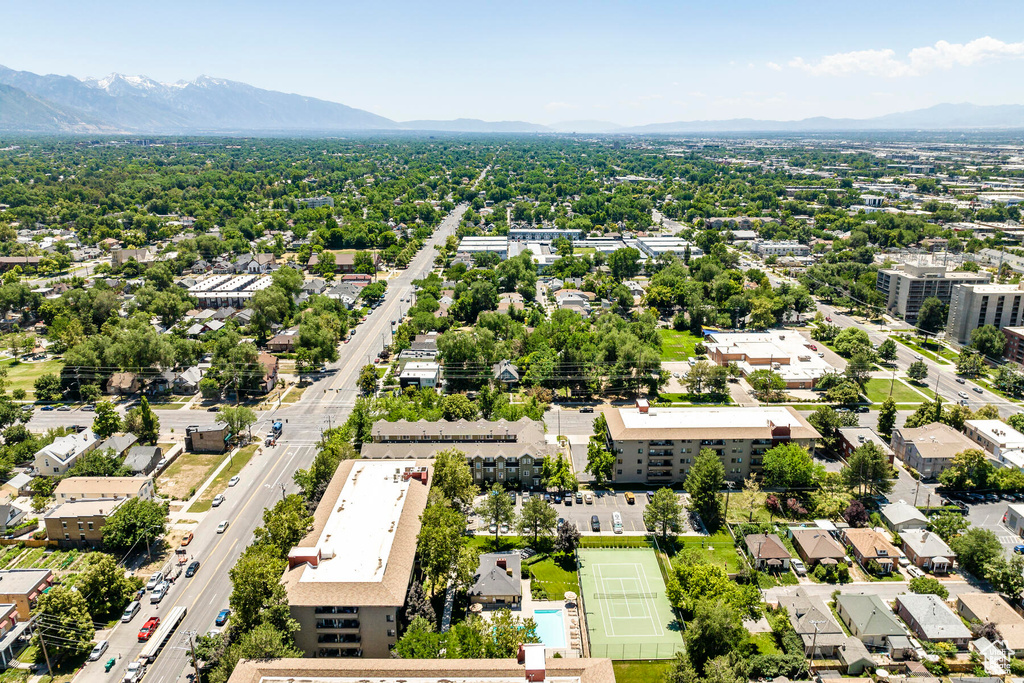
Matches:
[[617, 469, 622, 475], [617, 459, 622, 464], [87, 522, 94, 530], [636, 469, 642, 475], [387, 629, 396, 637], [638, 449, 643, 454], [637, 459, 642, 464], [386, 614, 395, 623]]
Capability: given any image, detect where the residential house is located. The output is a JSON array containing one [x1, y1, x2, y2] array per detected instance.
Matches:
[[32, 430, 99, 476], [53, 477, 154, 504], [492, 360, 520, 386], [257, 352, 279, 393], [880, 502, 928, 532], [468, 553, 522, 606], [43, 498, 125, 547], [843, 528, 900, 575], [95, 433, 139, 458], [0, 602, 23, 668], [111, 248, 152, 268], [174, 366, 203, 394], [301, 279, 327, 296], [895, 594, 972, 647], [497, 292, 525, 314], [835, 593, 906, 648], [744, 533, 791, 570], [399, 362, 441, 389], [838, 638, 876, 675], [123, 446, 162, 475], [307, 251, 357, 274], [266, 332, 298, 353], [791, 528, 847, 567], [839, 427, 895, 465], [957, 593, 1024, 656], [106, 371, 141, 396], [235, 253, 277, 274], [892, 423, 977, 479], [0, 569, 53, 619], [185, 423, 230, 454], [776, 587, 847, 656], [0, 495, 25, 534], [0, 474, 33, 498], [900, 529, 955, 573]]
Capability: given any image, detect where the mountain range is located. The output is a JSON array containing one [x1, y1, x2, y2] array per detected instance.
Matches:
[[2, 65, 1024, 135]]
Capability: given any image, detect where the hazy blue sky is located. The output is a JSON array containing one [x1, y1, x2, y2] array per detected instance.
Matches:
[[4, 0, 1024, 125]]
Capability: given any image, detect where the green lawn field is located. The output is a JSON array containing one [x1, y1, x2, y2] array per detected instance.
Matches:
[[658, 329, 702, 361]]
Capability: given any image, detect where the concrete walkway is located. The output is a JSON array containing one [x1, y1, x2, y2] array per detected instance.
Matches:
[[167, 443, 262, 522]]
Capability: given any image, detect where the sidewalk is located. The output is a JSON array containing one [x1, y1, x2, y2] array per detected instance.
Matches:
[[166, 443, 261, 522]]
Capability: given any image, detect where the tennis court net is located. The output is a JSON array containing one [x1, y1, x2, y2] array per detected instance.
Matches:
[[592, 592, 658, 600]]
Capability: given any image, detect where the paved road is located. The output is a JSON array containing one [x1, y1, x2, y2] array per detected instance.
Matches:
[[763, 578, 983, 604], [73, 203, 469, 683]]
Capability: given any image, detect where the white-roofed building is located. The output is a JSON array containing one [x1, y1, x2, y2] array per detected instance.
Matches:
[[963, 419, 1024, 458], [706, 330, 836, 389]]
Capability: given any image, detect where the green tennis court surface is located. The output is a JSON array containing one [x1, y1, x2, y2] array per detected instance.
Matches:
[[578, 548, 683, 659]]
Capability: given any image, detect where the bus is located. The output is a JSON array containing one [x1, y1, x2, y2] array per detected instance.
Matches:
[[138, 605, 187, 663], [612, 511, 623, 534]]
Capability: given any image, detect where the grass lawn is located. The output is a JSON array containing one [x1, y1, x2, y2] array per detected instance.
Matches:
[[749, 631, 781, 655], [148, 396, 190, 410], [280, 384, 309, 404], [658, 329, 702, 362], [188, 444, 258, 513], [1, 358, 63, 400], [159, 450, 226, 500], [675, 532, 741, 573], [864, 378, 926, 404], [526, 553, 579, 600], [894, 337, 951, 365], [613, 661, 673, 683]]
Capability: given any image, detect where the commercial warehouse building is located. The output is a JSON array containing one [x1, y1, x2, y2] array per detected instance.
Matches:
[[282, 459, 431, 658], [602, 402, 819, 484]]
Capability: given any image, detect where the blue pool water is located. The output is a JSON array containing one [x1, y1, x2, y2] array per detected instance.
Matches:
[[533, 608, 566, 648]]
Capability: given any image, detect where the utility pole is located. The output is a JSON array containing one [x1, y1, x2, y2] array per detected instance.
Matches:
[[809, 620, 826, 672], [35, 618, 53, 675], [187, 630, 200, 680]]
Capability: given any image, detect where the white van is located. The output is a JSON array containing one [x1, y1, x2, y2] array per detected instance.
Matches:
[[122, 600, 141, 623], [612, 511, 623, 534], [88, 639, 109, 661]]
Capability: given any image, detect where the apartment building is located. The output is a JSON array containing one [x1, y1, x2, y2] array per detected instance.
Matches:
[[634, 237, 703, 258], [875, 263, 989, 323], [891, 422, 976, 479], [457, 236, 509, 259], [602, 402, 819, 484], [0, 569, 53, 619], [296, 196, 334, 209], [43, 498, 125, 547], [1003, 327, 1024, 364], [962, 419, 1024, 457], [751, 240, 810, 257], [53, 477, 154, 503], [946, 282, 1024, 345], [361, 418, 556, 488], [508, 228, 582, 241], [32, 430, 100, 476], [282, 460, 431, 658]]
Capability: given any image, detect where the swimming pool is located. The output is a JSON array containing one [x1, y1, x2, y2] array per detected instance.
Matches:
[[533, 608, 566, 648]]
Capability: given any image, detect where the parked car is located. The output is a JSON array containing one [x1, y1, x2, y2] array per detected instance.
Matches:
[[584, 492, 593, 504], [624, 492, 636, 504], [181, 532, 194, 546], [185, 560, 201, 577], [557, 518, 565, 528], [522, 491, 531, 501], [564, 495, 572, 506], [138, 617, 161, 641], [122, 600, 140, 623], [591, 515, 601, 532], [150, 582, 168, 604], [575, 492, 583, 504], [145, 572, 164, 591], [229, 476, 240, 487], [646, 491, 656, 501], [88, 640, 109, 661], [57, 405, 70, 411], [580, 406, 594, 413], [216, 609, 231, 626], [906, 566, 925, 578], [520, 548, 536, 559], [791, 559, 807, 576], [1014, 545, 1024, 555], [217, 521, 230, 534], [81, 404, 95, 411], [212, 494, 225, 507]]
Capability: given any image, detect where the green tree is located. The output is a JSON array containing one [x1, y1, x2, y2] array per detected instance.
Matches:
[[956, 349, 986, 377], [878, 338, 898, 364], [908, 576, 949, 599], [842, 441, 893, 497], [199, 377, 221, 400], [555, 521, 581, 555], [684, 598, 747, 674], [80, 384, 101, 404], [686, 449, 725, 531], [747, 369, 785, 402], [878, 397, 897, 437], [357, 364, 377, 395], [928, 510, 969, 543], [68, 448, 130, 477], [228, 545, 296, 634], [971, 324, 1006, 358], [607, 247, 641, 281], [431, 448, 479, 511], [917, 297, 948, 339], [761, 443, 820, 489], [101, 497, 166, 552], [440, 393, 477, 421], [952, 528, 1003, 578], [209, 623, 303, 683], [91, 400, 122, 439], [844, 351, 874, 389], [252, 495, 313, 557], [541, 454, 578, 492], [938, 448, 995, 491], [137, 396, 159, 444], [986, 554, 1024, 599], [75, 552, 143, 620], [475, 483, 515, 545], [33, 586, 94, 661], [33, 372, 62, 402], [584, 440, 615, 486], [417, 502, 469, 593], [833, 327, 871, 357], [293, 427, 356, 504], [218, 405, 258, 443], [644, 488, 683, 542], [907, 360, 929, 383], [517, 496, 558, 543]]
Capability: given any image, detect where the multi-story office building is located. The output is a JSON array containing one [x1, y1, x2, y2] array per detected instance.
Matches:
[[283, 460, 431, 658], [296, 196, 334, 209], [602, 402, 819, 484], [361, 418, 556, 488], [875, 263, 989, 323], [946, 282, 1024, 345]]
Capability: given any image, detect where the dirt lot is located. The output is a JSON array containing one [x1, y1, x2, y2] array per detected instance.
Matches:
[[157, 451, 227, 500]]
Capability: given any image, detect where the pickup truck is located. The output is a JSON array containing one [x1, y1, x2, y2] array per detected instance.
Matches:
[[138, 616, 160, 641]]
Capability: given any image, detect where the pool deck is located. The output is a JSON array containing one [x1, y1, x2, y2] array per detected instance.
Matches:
[[477, 578, 582, 657]]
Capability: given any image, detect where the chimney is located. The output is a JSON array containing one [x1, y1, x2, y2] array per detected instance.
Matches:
[[497, 558, 507, 570], [636, 398, 649, 413]]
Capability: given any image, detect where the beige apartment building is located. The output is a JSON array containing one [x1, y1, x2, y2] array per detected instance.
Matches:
[[43, 498, 125, 547], [602, 402, 819, 484], [875, 263, 989, 323], [53, 476, 154, 503], [282, 459, 431, 659], [891, 422, 977, 479], [946, 282, 1024, 345]]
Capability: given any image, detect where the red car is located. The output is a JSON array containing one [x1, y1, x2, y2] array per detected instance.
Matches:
[[138, 617, 160, 641], [825, 316, 832, 322]]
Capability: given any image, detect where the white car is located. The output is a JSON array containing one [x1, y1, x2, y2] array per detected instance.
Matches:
[[791, 559, 807, 576], [217, 521, 230, 534], [145, 572, 164, 591], [958, 391, 968, 399], [212, 494, 225, 507], [150, 582, 168, 604], [88, 639, 108, 661], [124, 661, 144, 683], [229, 476, 240, 487]]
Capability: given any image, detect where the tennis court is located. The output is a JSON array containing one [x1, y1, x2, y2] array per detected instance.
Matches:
[[577, 548, 684, 659]]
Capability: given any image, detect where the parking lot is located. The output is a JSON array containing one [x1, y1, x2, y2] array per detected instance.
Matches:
[[469, 490, 697, 536], [954, 493, 1024, 557]]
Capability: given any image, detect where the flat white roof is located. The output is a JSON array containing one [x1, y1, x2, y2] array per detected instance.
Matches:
[[299, 460, 418, 585], [966, 419, 1024, 447], [619, 406, 802, 431]]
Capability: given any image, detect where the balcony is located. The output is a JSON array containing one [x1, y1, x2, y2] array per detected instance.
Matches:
[[316, 619, 360, 630], [700, 439, 725, 447], [649, 440, 674, 447], [317, 633, 361, 643], [315, 606, 358, 615], [648, 471, 673, 479], [318, 648, 363, 658], [648, 460, 673, 468], [648, 449, 673, 457]]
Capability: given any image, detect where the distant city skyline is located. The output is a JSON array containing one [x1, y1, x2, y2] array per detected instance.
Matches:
[[3, 0, 1024, 126]]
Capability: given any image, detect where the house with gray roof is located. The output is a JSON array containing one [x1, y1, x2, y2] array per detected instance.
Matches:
[[838, 637, 876, 675], [96, 433, 138, 458], [900, 529, 955, 573], [880, 501, 928, 532], [124, 446, 162, 475], [895, 593, 971, 647], [492, 360, 520, 386], [776, 588, 846, 656], [835, 593, 905, 648], [468, 553, 522, 606], [744, 533, 791, 570]]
